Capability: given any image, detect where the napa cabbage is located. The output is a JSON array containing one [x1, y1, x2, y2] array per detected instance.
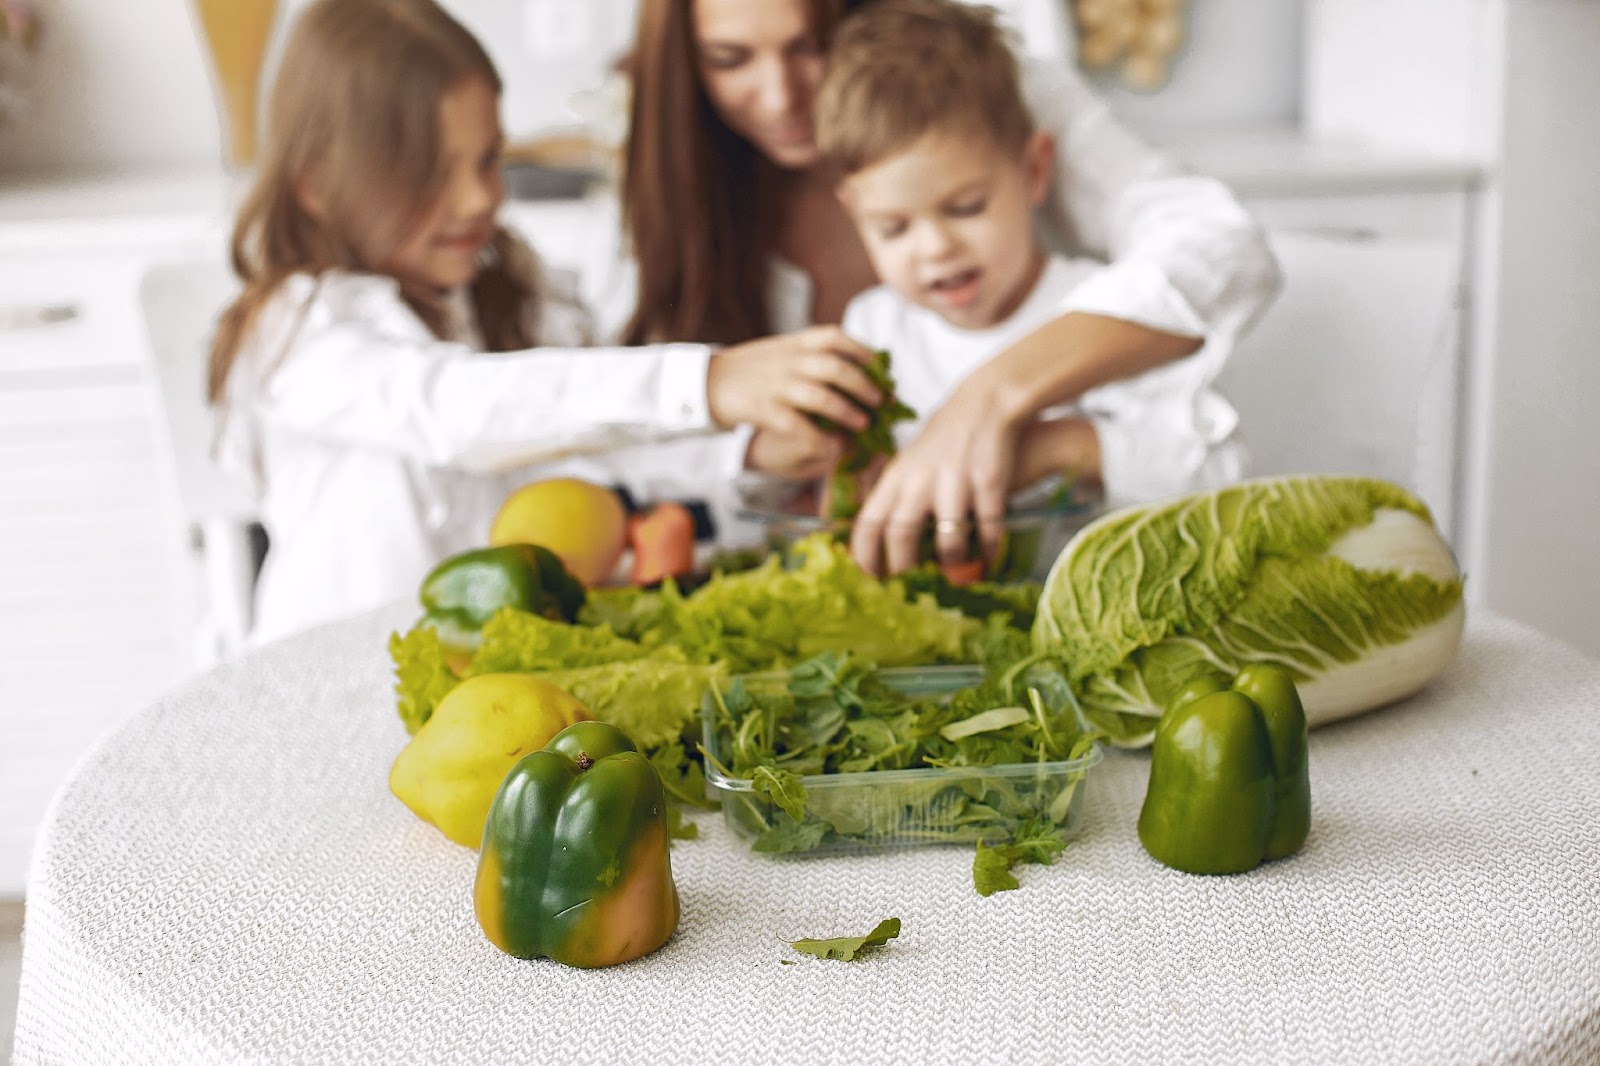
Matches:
[[1032, 475, 1465, 746]]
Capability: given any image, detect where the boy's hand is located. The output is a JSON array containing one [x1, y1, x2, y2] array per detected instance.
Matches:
[[706, 326, 883, 435], [744, 424, 846, 482]]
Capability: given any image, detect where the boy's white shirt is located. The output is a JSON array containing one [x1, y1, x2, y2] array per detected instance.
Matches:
[[216, 266, 748, 644], [840, 255, 1246, 508]]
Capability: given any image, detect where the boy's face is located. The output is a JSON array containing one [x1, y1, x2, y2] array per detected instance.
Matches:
[[388, 76, 506, 292], [839, 129, 1051, 331]]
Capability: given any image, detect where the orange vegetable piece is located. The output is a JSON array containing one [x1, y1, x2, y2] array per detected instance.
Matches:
[[629, 501, 697, 586], [939, 557, 987, 586]]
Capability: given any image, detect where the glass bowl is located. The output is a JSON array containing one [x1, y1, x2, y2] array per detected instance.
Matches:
[[732, 474, 1103, 583]]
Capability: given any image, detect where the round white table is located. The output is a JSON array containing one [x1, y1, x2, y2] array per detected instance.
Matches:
[[13, 604, 1600, 1065]]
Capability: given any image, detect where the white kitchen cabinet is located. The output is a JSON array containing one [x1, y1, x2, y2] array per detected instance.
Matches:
[[1218, 188, 1469, 540], [0, 180, 228, 896]]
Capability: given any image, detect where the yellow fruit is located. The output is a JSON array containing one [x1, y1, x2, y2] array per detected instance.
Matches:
[[489, 478, 628, 587], [389, 673, 590, 848]]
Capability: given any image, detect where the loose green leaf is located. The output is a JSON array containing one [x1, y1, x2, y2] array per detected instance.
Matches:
[[973, 817, 1069, 896], [973, 842, 1022, 896], [789, 917, 902, 961]]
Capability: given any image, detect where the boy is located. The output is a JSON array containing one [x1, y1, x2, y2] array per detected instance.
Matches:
[[815, 0, 1244, 508]]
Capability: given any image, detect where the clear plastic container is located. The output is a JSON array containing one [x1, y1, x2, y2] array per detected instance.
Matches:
[[700, 664, 1103, 854], [732, 474, 1102, 583]]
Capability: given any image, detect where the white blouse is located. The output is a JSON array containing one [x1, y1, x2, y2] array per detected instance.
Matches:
[[216, 268, 736, 644]]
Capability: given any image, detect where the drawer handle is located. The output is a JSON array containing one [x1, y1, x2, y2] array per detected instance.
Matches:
[[0, 303, 81, 330]]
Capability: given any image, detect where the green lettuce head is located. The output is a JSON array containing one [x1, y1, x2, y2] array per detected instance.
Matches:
[[1032, 475, 1466, 746]]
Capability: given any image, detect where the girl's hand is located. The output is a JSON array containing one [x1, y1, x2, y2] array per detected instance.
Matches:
[[744, 424, 846, 482], [706, 326, 882, 436]]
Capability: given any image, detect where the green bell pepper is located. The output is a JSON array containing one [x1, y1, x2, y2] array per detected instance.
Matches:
[[419, 544, 586, 668], [474, 721, 680, 968], [1137, 663, 1311, 875]]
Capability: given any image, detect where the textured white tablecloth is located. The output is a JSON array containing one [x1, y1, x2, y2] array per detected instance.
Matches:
[[12, 605, 1600, 1065]]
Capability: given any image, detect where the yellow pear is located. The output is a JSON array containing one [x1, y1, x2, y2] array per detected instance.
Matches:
[[389, 673, 591, 848]]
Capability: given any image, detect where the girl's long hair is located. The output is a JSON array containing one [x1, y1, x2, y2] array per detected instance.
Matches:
[[208, 0, 536, 403], [620, 0, 864, 345]]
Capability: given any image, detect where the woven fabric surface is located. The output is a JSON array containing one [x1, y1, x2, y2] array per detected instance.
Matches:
[[13, 605, 1600, 1065]]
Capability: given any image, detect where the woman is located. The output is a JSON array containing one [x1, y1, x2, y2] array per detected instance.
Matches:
[[615, 0, 1281, 575]]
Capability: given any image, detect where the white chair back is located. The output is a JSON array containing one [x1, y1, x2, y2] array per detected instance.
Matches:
[[139, 259, 258, 662]]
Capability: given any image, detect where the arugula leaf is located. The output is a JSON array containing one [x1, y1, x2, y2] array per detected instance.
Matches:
[[973, 842, 1023, 896], [973, 817, 1069, 896], [819, 351, 916, 522], [789, 917, 902, 961], [753, 815, 830, 854], [750, 766, 808, 823], [701, 648, 1102, 873], [901, 567, 1044, 631], [650, 742, 717, 810]]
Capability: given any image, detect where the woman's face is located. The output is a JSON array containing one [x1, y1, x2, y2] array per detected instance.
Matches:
[[692, 0, 827, 169]]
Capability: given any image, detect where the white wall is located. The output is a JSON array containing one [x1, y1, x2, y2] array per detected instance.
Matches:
[[1090, 0, 1304, 131], [1465, 0, 1600, 656], [0, 0, 630, 174], [0, 0, 221, 171]]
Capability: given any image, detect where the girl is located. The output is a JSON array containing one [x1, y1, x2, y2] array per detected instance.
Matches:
[[210, 0, 880, 642]]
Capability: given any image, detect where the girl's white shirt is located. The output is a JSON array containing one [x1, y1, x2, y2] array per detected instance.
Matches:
[[215, 266, 745, 644]]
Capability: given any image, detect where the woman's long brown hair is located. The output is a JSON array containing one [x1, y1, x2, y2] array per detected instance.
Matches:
[[620, 0, 865, 345], [207, 0, 537, 403]]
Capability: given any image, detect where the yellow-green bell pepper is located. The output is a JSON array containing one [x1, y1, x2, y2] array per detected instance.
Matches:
[[1137, 663, 1311, 875], [474, 721, 679, 968]]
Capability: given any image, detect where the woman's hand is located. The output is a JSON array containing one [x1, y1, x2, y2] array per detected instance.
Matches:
[[706, 326, 882, 436], [849, 376, 1022, 577], [850, 311, 1200, 576]]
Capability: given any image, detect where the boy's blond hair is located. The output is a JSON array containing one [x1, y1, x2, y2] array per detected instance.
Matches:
[[816, 0, 1033, 175]]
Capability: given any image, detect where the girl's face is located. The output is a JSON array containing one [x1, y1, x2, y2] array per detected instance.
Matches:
[[693, 0, 826, 170], [388, 76, 505, 291]]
